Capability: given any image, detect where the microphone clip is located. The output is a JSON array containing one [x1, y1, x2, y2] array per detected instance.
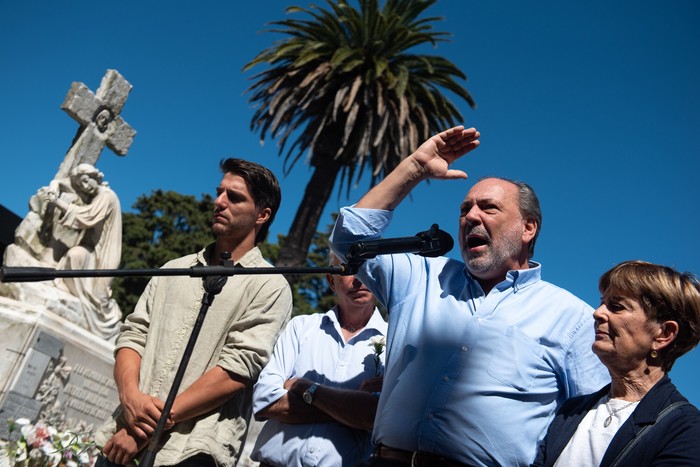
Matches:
[[414, 223, 451, 257]]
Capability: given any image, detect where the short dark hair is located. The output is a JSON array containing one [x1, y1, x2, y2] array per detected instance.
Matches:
[[599, 260, 700, 372], [478, 176, 542, 259], [219, 158, 281, 245]]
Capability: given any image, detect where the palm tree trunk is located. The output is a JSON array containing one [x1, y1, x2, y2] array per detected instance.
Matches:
[[277, 159, 343, 268]]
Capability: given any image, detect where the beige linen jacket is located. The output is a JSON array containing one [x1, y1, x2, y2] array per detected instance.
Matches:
[[95, 244, 292, 467]]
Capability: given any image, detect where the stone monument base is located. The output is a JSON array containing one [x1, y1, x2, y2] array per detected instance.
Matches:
[[0, 294, 118, 440]]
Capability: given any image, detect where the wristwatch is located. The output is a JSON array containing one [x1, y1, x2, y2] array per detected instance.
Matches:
[[302, 382, 320, 405]]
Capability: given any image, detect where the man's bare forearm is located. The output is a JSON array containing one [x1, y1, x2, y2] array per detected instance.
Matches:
[[355, 156, 427, 210], [312, 385, 379, 430], [170, 366, 248, 423], [114, 348, 142, 402], [256, 391, 335, 424], [287, 379, 378, 430]]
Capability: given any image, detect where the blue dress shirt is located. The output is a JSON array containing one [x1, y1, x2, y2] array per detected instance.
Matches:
[[330, 206, 609, 466], [251, 307, 388, 467]]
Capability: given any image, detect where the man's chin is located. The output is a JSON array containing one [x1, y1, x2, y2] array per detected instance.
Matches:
[[465, 258, 492, 277], [210, 224, 226, 237], [464, 251, 484, 265]]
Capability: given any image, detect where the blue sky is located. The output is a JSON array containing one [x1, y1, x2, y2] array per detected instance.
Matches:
[[1, 1, 698, 406]]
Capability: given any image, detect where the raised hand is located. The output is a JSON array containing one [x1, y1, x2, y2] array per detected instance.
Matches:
[[354, 126, 481, 211], [411, 126, 480, 180]]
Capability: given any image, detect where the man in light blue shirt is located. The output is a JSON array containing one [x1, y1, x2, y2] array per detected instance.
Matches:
[[251, 255, 388, 467], [330, 127, 609, 466]]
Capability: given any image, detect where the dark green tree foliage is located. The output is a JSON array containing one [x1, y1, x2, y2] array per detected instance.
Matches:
[[263, 225, 337, 317], [244, 0, 476, 269], [111, 190, 215, 317], [275, 217, 387, 318]]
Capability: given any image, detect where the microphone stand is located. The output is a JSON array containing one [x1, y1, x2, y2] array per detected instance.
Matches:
[[0, 223, 446, 466], [1, 254, 353, 467], [139, 253, 232, 467]]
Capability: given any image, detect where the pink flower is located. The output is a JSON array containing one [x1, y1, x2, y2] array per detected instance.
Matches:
[[23, 421, 51, 448]]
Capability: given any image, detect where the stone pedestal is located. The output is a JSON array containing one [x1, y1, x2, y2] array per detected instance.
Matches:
[[0, 294, 118, 440]]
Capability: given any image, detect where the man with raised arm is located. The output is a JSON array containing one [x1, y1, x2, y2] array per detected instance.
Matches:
[[330, 127, 608, 466]]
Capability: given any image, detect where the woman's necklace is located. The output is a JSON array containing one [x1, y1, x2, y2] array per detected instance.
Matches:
[[604, 397, 637, 427]]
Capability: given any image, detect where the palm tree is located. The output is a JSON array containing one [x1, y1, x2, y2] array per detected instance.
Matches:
[[244, 0, 476, 268]]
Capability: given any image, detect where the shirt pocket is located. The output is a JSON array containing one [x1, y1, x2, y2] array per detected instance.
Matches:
[[484, 323, 543, 392]]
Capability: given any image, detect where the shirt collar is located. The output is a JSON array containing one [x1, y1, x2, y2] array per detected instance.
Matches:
[[465, 260, 542, 293], [323, 306, 386, 336], [194, 243, 265, 267], [504, 260, 541, 292]]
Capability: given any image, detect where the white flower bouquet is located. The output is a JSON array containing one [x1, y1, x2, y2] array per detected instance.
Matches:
[[0, 418, 98, 467]]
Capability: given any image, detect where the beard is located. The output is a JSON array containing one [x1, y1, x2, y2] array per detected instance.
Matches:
[[465, 224, 524, 278]]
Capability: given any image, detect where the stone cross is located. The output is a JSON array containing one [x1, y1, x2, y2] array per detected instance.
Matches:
[[54, 69, 136, 180]]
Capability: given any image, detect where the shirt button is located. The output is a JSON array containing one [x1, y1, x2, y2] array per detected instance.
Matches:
[[477, 317, 484, 323], [443, 376, 449, 382], [462, 346, 469, 352]]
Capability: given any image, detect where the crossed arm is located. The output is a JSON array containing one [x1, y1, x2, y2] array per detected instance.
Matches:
[[256, 376, 382, 431]]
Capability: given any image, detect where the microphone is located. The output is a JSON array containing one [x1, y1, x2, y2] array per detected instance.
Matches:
[[346, 224, 453, 264]]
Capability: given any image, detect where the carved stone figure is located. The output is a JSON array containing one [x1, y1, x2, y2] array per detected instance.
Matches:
[[1, 70, 134, 342], [36, 355, 72, 430], [4, 164, 123, 340], [55, 69, 135, 180], [51, 164, 123, 339]]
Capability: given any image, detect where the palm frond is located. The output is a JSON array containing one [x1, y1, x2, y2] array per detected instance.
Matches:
[[243, 0, 477, 264]]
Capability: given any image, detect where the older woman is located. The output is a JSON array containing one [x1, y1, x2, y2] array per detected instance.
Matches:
[[533, 260, 700, 466]]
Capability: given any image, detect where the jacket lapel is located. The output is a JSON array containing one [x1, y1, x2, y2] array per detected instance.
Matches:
[[600, 375, 674, 466]]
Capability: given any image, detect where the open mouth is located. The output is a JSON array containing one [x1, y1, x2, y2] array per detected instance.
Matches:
[[467, 235, 489, 249]]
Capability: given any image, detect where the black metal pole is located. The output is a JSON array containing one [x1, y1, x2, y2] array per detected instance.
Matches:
[[0, 257, 360, 466], [0, 264, 354, 283], [139, 271, 230, 467], [5, 228, 445, 466], [0, 226, 445, 464], [0, 257, 350, 467]]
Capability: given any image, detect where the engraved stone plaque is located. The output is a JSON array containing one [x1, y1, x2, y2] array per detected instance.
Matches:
[[11, 348, 52, 398], [0, 303, 117, 439], [0, 392, 42, 440]]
